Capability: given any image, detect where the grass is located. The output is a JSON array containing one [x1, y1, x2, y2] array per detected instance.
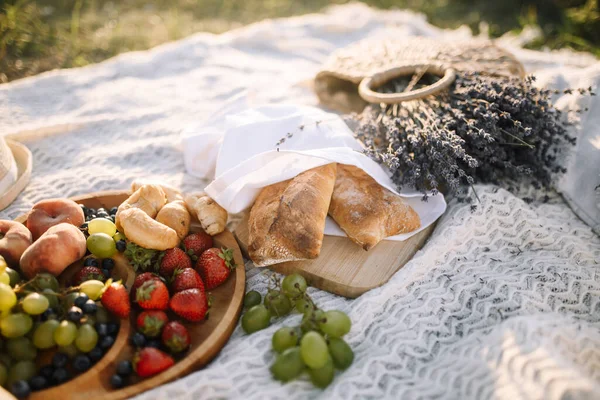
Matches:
[[0, 0, 598, 83]]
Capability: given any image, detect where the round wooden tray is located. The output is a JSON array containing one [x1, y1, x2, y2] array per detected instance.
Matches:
[[1, 191, 245, 400]]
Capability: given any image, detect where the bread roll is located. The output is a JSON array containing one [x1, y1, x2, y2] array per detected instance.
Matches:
[[248, 163, 337, 266], [328, 164, 420, 250]]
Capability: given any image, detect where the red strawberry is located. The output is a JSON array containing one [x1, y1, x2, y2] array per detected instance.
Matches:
[[130, 272, 163, 301], [161, 321, 191, 353], [101, 280, 130, 318], [73, 266, 105, 285], [159, 248, 192, 278], [133, 347, 174, 378], [171, 268, 204, 293], [182, 232, 213, 260], [136, 310, 168, 338], [169, 289, 209, 322], [196, 247, 236, 290], [136, 280, 169, 310]]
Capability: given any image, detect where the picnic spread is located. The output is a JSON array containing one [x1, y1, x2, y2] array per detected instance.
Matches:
[[0, 3, 599, 400]]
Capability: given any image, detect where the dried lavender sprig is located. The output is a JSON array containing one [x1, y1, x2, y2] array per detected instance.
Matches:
[[351, 71, 590, 199]]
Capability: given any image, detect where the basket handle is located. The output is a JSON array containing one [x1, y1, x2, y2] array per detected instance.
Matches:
[[358, 64, 456, 104]]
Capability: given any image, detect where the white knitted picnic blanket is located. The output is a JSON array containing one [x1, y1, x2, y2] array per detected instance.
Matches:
[[1, 4, 599, 400]]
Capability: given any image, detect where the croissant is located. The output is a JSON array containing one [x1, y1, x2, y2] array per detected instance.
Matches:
[[116, 184, 188, 250], [156, 200, 191, 240], [115, 184, 166, 232], [131, 180, 183, 203], [118, 208, 180, 250], [184, 194, 227, 235]]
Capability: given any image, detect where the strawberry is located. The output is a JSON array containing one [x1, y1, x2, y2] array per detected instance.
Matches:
[[171, 268, 204, 293], [182, 232, 213, 260], [130, 272, 162, 301], [133, 347, 174, 378], [73, 266, 105, 285], [136, 310, 168, 338], [101, 280, 130, 318], [161, 321, 191, 353], [136, 280, 169, 310], [159, 248, 192, 278], [169, 289, 209, 322], [196, 247, 236, 290]]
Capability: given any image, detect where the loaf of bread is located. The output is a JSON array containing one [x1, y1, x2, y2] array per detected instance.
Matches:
[[328, 164, 420, 250], [248, 163, 337, 266]]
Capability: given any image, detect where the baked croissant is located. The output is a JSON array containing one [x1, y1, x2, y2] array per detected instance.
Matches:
[[131, 180, 191, 240], [131, 180, 183, 203], [115, 184, 166, 232], [184, 194, 227, 235], [116, 184, 187, 250]]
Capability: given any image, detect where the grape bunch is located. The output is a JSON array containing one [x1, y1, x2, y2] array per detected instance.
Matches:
[[241, 274, 354, 388], [79, 205, 127, 259], [0, 263, 119, 399]]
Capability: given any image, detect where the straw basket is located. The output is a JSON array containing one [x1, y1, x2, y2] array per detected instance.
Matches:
[[0, 137, 32, 211], [314, 37, 525, 113]]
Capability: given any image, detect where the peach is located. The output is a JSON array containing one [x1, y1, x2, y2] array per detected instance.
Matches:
[[0, 220, 33, 266], [20, 223, 87, 278], [27, 198, 85, 241]]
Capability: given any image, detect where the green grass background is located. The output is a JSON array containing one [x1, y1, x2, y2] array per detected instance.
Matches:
[[1, 0, 598, 83]]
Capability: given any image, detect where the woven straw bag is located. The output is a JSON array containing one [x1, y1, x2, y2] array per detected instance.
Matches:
[[314, 37, 525, 113], [0, 137, 32, 210]]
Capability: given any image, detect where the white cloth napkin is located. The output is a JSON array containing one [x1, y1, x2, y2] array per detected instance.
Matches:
[[182, 104, 446, 241]]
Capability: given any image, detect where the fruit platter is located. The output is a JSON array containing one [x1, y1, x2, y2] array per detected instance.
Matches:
[[0, 182, 245, 399]]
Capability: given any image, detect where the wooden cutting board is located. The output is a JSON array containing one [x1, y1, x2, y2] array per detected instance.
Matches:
[[234, 213, 434, 298]]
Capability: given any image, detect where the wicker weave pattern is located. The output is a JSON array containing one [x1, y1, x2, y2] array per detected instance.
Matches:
[[0, 138, 15, 186], [314, 37, 525, 112]]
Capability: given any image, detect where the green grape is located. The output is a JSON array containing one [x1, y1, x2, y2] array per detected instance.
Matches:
[[264, 290, 292, 317], [112, 232, 125, 242], [0, 362, 6, 387], [79, 280, 105, 300], [95, 306, 110, 323], [7, 361, 36, 386], [34, 273, 59, 291], [243, 290, 261, 308], [272, 327, 299, 353], [0, 282, 17, 312], [295, 297, 314, 315], [0, 272, 8, 285], [308, 355, 335, 388], [300, 331, 329, 369], [328, 338, 354, 370], [42, 288, 59, 309], [0, 256, 6, 274], [53, 320, 77, 347], [319, 310, 351, 338], [33, 320, 59, 349], [281, 274, 308, 298], [270, 347, 305, 382], [75, 324, 98, 352], [59, 344, 79, 358], [0, 313, 33, 338], [22, 292, 50, 315], [88, 218, 117, 237], [81, 314, 96, 326], [6, 337, 37, 361], [87, 233, 117, 258], [5, 268, 20, 287], [241, 305, 271, 334], [300, 309, 324, 333]]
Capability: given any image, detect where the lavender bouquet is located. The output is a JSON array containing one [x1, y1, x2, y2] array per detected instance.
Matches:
[[349, 72, 594, 201]]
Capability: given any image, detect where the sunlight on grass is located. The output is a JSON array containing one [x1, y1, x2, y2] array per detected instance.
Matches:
[[0, 0, 598, 83]]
